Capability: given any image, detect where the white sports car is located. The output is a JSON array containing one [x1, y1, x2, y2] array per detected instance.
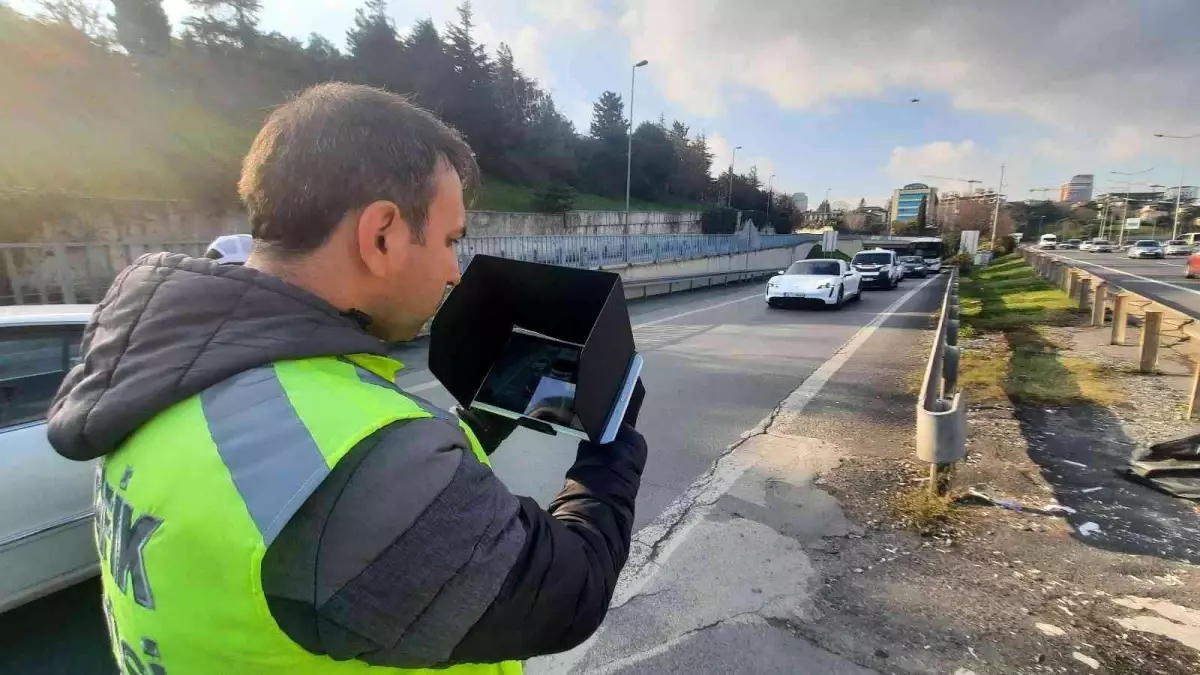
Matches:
[[766, 259, 862, 309], [0, 305, 97, 614]]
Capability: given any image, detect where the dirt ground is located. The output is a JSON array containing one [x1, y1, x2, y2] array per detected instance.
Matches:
[[786, 314, 1200, 674]]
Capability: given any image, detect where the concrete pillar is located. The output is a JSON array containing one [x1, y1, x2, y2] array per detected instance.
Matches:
[[1112, 294, 1129, 345], [1091, 283, 1108, 326], [1188, 362, 1200, 420], [1078, 278, 1091, 311], [1065, 270, 1078, 298], [1140, 310, 1163, 374]]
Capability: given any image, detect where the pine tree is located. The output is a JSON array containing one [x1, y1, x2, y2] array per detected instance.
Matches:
[[589, 91, 625, 141], [402, 19, 451, 109], [345, 0, 404, 90], [111, 0, 171, 54], [183, 0, 261, 50]]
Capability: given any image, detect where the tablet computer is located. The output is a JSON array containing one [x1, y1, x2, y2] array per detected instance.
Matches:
[[470, 328, 643, 443]]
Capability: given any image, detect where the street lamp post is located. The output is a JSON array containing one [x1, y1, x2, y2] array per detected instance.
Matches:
[[765, 174, 776, 220], [624, 59, 649, 227], [989, 164, 1006, 249], [726, 145, 742, 208], [1110, 168, 1155, 247], [1154, 134, 1196, 239]]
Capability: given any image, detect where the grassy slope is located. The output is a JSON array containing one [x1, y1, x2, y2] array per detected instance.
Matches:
[[958, 255, 1124, 407], [472, 181, 705, 213]]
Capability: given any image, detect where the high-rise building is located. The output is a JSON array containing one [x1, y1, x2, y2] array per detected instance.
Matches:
[[791, 192, 808, 212], [888, 183, 938, 224], [1058, 174, 1094, 203]]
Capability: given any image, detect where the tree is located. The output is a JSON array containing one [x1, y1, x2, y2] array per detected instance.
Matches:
[[37, 0, 115, 45], [183, 0, 262, 50], [403, 19, 451, 109], [111, 0, 170, 55], [858, 198, 866, 211], [588, 91, 626, 141], [582, 90, 627, 197], [531, 183, 576, 213], [915, 195, 928, 230], [345, 0, 403, 90]]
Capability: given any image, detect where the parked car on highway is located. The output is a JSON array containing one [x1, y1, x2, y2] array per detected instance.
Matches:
[[898, 255, 928, 278], [0, 305, 97, 614], [1057, 238, 1082, 250], [1089, 239, 1114, 253], [1127, 240, 1165, 259], [851, 249, 903, 289], [1164, 239, 1192, 256], [1038, 233, 1059, 249], [766, 259, 862, 309]]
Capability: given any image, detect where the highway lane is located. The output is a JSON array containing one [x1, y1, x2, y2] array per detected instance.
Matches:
[[0, 273, 949, 674], [1044, 247, 1200, 318]]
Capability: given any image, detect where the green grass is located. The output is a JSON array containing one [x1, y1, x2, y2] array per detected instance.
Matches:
[[470, 181, 706, 213], [957, 255, 1125, 407]]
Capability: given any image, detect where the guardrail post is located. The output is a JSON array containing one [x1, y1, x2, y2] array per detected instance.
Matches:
[[1091, 282, 1108, 326], [1111, 293, 1129, 345], [1064, 270, 1078, 297], [1139, 310, 1163, 373], [1188, 361, 1200, 420], [1077, 278, 1091, 311]]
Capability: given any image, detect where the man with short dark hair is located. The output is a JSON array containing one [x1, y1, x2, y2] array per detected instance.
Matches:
[[48, 83, 647, 674]]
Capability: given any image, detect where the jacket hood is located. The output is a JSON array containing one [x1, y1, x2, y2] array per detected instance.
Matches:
[[48, 253, 386, 461]]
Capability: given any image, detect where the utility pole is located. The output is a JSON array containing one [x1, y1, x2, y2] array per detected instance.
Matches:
[[727, 145, 742, 208], [623, 59, 649, 228], [1173, 167, 1185, 239], [765, 174, 776, 220], [989, 164, 1005, 249]]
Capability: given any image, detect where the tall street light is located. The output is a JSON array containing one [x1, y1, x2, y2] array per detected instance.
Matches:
[[624, 59, 649, 226], [989, 164, 1006, 249], [726, 145, 742, 207], [1154, 133, 1197, 239], [765, 174, 776, 219], [1110, 168, 1155, 246]]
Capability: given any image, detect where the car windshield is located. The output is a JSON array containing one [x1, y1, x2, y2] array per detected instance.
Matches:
[[1067, 239, 1081, 244], [853, 253, 891, 265], [900, 256, 923, 263], [784, 260, 841, 276], [1135, 241, 1159, 247]]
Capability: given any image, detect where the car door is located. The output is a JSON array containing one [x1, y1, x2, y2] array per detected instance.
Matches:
[[0, 323, 97, 613], [842, 261, 861, 295]]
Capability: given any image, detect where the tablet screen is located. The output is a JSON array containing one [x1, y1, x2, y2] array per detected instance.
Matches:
[[473, 330, 586, 433]]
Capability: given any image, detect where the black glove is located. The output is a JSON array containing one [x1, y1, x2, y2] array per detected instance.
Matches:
[[456, 406, 519, 456]]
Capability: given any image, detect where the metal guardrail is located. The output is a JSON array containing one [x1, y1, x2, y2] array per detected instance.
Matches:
[[623, 266, 783, 290], [916, 269, 966, 488], [0, 234, 817, 306]]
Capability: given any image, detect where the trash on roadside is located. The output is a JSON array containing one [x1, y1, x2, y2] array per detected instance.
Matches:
[[959, 488, 1077, 516], [1072, 652, 1100, 670], [1077, 522, 1102, 537], [1035, 622, 1066, 636], [1121, 433, 1200, 501]]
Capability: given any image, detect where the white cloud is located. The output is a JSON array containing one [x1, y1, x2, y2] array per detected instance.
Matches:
[[527, 0, 605, 31], [620, 0, 1200, 166]]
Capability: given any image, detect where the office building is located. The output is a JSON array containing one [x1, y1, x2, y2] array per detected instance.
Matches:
[[888, 183, 938, 224], [791, 192, 808, 212], [1164, 186, 1198, 201], [1058, 174, 1094, 203]]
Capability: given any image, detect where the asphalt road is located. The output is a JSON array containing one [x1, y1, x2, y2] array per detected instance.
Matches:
[[0, 273, 948, 674], [1044, 247, 1200, 318]]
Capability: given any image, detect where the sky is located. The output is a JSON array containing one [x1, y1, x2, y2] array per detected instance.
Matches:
[[15, 0, 1200, 208]]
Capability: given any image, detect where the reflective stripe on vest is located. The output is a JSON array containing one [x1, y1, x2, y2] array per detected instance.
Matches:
[[95, 355, 520, 675]]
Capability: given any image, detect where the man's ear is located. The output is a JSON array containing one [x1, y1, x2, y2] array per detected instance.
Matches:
[[355, 200, 410, 277]]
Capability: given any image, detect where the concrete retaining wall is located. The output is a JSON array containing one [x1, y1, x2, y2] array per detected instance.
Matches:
[[620, 242, 817, 299]]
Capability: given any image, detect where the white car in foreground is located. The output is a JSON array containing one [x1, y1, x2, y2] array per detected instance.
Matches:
[[0, 305, 97, 614], [767, 259, 862, 309]]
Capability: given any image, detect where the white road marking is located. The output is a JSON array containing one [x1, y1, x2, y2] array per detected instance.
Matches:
[[1050, 254, 1200, 298], [530, 272, 944, 674], [401, 290, 763, 393]]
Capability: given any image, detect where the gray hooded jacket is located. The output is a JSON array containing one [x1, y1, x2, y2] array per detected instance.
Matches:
[[48, 253, 647, 668]]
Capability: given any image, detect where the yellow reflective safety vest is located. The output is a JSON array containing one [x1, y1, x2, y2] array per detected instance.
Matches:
[[94, 354, 522, 675]]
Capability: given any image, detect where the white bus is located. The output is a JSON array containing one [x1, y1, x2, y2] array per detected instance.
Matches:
[[1038, 233, 1059, 249]]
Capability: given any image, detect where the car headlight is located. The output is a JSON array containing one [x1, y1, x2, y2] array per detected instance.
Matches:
[[815, 281, 833, 289], [768, 279, 779, 288]]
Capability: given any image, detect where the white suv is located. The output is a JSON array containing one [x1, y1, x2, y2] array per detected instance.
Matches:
[[851, 249, 903, 289]]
